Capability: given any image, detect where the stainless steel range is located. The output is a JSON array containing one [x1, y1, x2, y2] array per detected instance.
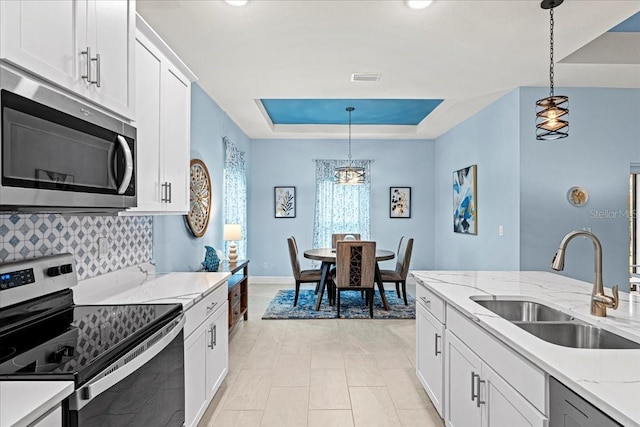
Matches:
[[0, 254, 185, 427]]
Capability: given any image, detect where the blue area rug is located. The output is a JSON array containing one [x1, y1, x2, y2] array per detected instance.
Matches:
[[262, 289, 415, 319]]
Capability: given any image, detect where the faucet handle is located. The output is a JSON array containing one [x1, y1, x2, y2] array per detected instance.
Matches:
[[611, 285, 619, 310]]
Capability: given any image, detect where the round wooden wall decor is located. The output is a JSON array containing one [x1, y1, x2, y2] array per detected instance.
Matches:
[[187, 159, 212, 238]]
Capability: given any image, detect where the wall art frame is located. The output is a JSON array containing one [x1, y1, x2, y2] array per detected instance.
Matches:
[[390, 187, 411, 218], [453, 165, 477, 234], [274, 186, 296, 218]]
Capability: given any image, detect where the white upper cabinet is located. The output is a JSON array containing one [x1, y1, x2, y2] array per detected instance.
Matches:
[[125, 14, 196, 215], [0, 0, 135, 119]]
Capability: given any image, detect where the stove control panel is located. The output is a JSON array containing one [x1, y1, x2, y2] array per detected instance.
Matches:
[[0, 253, 77, 309], [0, 267, 35, 290]]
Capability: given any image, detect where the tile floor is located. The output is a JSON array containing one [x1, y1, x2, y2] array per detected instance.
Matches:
[[199, 282, 444, 427]]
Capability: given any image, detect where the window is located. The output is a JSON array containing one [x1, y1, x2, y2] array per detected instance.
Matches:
[[224, 137, 247, 259], [312, 159, 371, 248]]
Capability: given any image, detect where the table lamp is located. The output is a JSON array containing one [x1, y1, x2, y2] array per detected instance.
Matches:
[[223, 224, 242, 264]]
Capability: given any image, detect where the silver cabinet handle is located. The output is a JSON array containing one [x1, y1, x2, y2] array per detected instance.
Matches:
[[208, 327, 215, 349], [420, 296, 431, 306], [81, 47, 92, 83], [116, 135, 133, 194], [167, 182, 172, 203], [213, 324, 217, 347], [476, 374, 486, 407], [93, 53, 101, 87], [471, 371, 479, 403], [161, 182, 169, 202], [206, 302, 218, 313], [434, 333, 441, 356]]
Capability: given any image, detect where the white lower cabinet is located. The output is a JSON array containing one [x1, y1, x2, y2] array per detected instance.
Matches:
[[415, 281, 548, 427], [184, 285, 229, 427], [444, 331, 546, 427], [31, 405, 61, 427], [416, 300, 444, 417]]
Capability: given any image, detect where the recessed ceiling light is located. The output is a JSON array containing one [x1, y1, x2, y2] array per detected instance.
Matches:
[[351, 73, 381, 82], [406, 0, 433, 9], [225, 0, 249, 6]]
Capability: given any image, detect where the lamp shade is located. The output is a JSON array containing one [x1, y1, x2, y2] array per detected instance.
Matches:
[[223, 224, 242, 241]]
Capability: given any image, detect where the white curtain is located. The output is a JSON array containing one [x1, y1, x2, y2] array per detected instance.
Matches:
[[312, 159, 371, 249], [223, 137, 247, 259]]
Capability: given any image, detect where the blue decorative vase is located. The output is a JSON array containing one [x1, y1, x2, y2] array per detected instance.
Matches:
[[202, 246, 220, 272]]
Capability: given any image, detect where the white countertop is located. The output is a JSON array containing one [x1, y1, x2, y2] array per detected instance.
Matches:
[[0, 381, 74, 427], [74, 270, 231, 310], [411, 270, 640, 427]]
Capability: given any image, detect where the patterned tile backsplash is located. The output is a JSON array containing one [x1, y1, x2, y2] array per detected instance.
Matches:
[[0, 213, 152, 280]]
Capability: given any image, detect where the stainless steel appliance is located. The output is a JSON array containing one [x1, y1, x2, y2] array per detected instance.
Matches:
[[549, 377, 621, 427], [0, 66, 136, 212], [0, 254, 184, 427]]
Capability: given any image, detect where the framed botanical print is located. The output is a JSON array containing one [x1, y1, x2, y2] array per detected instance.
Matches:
[[453, 165, 477, 234], [390, 187, 411, 218], [274, 186, 296, 218]]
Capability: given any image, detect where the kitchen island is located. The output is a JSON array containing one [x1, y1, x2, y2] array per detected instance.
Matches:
[[412, 270, 640, 427]]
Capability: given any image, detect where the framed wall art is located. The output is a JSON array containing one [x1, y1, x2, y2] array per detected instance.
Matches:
[[390, 187, 411, 218], [274, 186, 296, 218], [453, 165, 477, 234]]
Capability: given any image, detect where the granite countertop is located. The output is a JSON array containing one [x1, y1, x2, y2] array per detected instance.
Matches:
[[0, 381, 74, 427], [411, 270, 640, 427]]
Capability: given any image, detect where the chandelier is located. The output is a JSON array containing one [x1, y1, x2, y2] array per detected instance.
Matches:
[[536, 0, 569, 140], [334, 107, 365, 185]]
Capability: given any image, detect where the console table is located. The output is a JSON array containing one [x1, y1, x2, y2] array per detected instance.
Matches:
[[218, 260, 249, 334]]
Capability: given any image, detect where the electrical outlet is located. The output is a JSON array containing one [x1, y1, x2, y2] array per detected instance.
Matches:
[[263, 262, 268, 269], [98, 238, 109, 259], [498, 225, 504, 236]]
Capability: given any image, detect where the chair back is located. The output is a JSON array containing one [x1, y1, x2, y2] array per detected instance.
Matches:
[[336, 241, 376, 290], [332, 233, 361, 248], [287, 236, 301, 279], [395, 237, 414, 279]]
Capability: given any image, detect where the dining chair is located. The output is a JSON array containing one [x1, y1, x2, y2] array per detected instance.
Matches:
[[287, 236, 325, 306], [380, 237, 414, 305], [331, 233, 361, 248], [335, 240, 376, 318]]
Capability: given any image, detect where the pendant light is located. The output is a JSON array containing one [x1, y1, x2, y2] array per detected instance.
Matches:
[[536, 0, 568, 140], [334, 107, 365, 185]]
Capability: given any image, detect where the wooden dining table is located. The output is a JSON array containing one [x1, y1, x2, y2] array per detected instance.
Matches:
[[303, 247, 395, 311]]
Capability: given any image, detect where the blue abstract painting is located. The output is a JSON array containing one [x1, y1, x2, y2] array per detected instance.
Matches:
[[453, 165, 477, 234]]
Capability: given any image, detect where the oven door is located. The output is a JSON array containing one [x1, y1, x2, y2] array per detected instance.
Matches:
[[65, 315, 185, 427]]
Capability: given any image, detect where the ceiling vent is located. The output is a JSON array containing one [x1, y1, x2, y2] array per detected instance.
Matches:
[[351, 73, 381, 82]]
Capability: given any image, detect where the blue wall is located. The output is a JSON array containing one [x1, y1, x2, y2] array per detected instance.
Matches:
[[433, 89, 521, 270], [519, 87, 640, 291], [248, 138, 435, 276], [153, 84, 251, 273]]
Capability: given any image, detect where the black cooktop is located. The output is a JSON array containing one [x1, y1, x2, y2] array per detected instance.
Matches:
[[0, 289, 181, 386]]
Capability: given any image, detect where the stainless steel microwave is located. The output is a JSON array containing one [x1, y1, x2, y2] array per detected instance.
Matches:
[[0, 66, 136, 212]]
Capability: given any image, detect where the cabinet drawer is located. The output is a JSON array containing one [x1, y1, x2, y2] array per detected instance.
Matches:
[[229, 283, 241, 307], [446, 305, 546, 412], [231, 302, 242, 324], [185, 284, 227, 338], [416, 282, 445, 323]]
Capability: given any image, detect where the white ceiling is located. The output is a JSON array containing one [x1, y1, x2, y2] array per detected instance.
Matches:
[[136, 0, 640, 140]]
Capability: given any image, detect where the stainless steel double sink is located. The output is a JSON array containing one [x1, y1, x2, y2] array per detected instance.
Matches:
[[471, 298, 640, 350]]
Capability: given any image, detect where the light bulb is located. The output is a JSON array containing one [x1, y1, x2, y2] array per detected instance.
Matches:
[[406, 0, 433, 9], [225, 0, 249, 6]]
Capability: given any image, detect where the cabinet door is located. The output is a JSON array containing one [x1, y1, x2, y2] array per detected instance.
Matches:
[[0, 0, 77, 88], [417, 303, 444, 417], [445, 331, 482, 427], [85, 0, 134, 118], [482, 364, 547, 427], [129, 34, 162, 212], [184, 325, 209, 427], [160, 63, 191, 213], [206, 303, 229, 400]]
